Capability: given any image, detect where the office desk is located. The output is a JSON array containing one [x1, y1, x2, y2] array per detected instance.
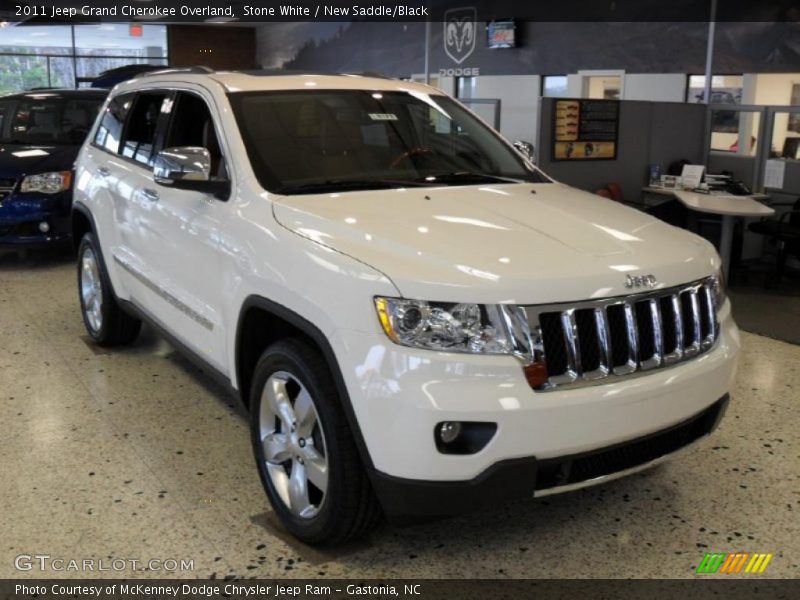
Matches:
[[642, 187, 774, 279]]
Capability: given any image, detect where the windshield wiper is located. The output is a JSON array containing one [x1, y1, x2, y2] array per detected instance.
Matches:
[[420, 171, 527, 185], [276, 178, 431, 195]]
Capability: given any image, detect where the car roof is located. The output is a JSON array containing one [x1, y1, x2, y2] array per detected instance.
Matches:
[[0, 89, 109, 101], [113, 69, 444, 95]]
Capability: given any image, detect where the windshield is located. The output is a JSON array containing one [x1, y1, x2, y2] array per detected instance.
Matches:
[[229, 90, 550, 194], [0, 95, 104, 146]]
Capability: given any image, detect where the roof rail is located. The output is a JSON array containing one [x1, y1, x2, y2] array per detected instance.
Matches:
[[229, 69, 396, 80], [132, 66, 216, 79]]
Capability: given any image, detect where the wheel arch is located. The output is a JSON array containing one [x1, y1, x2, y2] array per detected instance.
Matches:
[[235, 295, 374, 469], [71, 202, 95, 251]]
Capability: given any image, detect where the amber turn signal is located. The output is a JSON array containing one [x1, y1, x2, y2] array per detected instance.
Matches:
[[523, 360, 549, 389]]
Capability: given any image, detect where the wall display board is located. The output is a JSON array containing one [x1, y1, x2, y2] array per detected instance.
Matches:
[[553, 99, 619, 161]]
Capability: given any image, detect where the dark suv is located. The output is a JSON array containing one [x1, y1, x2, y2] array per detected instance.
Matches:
[[0, 89, 106, 247]]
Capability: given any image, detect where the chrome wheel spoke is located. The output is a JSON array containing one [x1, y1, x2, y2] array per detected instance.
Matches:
[[302, 448, 328, 493], [288, 460, 312, 516], [266, 376, 296, 429], [263, 432, 292, 464], [271, 470, 291, 508], [294, 389, 316, 437]]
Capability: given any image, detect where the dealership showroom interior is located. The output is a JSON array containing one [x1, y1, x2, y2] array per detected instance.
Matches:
[[1, 0, 800, 587]]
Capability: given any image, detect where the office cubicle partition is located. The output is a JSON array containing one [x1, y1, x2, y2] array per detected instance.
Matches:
[[536, 97, 706, 198]]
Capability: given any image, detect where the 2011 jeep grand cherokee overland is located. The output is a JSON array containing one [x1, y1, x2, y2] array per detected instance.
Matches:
[[72, 70, 740, 545]]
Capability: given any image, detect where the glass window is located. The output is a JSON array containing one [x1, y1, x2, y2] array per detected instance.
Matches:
[[0, 24, 168, 94], [94, 92, 135, 154], [164, 92, 227, 178], [0, 93, 104, 145], [75, 57, 168, 88], [0, 25, 73, 54], [770, 109, 800, 160], [687, 75, 743, 104], [584, 76, 621, 100], [0, 56, 51, 94], [119, 92, 168, 165], [229, 90, 550, 194], [709, 109, 760, 156], [457, 76, 476, 99], [542, 76, 568, 98], [73, 24, 167, 58]]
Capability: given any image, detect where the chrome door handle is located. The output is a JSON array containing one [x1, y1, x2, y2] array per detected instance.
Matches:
[[96, 167, 111, 177], [140, 188, 159, 203]]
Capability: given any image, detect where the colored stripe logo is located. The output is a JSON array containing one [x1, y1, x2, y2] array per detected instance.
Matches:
[[697, 552, 773, 574]]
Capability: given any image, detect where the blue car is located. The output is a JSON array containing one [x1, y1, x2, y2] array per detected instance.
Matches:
[[0, 89, 107, 248]]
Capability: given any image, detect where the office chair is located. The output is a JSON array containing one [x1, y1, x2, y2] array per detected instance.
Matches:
[[748, 197, 800, 287], [597, 182, 647, 210]]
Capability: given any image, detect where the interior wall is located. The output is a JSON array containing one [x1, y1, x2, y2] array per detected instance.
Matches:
[[466, 75, 541, 145], [624, 74, 688, 102], [169, 25, 256, 70]]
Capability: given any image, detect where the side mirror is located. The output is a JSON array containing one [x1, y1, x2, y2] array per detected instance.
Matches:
[[153, 146, 228, 196], [513, 140, 536, 164]]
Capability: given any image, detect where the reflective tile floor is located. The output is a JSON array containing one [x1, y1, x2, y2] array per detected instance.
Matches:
[[1, 251, 799, 579]]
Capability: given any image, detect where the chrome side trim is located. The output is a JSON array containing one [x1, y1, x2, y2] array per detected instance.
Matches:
[[534, 432, 710, 498], [113, 254, 214, 331]]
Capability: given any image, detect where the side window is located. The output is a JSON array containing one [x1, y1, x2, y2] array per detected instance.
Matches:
[[120, 92, 169, 166], [94, 93, 135, 154], [164, 92, 228, 179]]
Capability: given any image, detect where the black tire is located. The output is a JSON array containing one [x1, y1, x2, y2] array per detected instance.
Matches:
[[77, 232, 141, 346], [250, 338, 381, 545]]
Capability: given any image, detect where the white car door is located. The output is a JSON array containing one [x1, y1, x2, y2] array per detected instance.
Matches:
[[123, 87, 231, 373]]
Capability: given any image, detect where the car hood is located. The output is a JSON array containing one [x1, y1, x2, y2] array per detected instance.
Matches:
[[0, 144, 80, 179], [272, 182, 719, 304]]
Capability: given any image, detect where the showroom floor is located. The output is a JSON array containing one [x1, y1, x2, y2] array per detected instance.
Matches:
[[1, 250, 799, 580]]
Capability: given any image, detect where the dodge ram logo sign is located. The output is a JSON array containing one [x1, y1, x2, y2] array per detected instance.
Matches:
[[444, 7, 477, 65]]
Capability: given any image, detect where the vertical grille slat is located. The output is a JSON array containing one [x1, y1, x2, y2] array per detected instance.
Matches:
[[529, 277, 720, 390], [700, 283, 717, 349], [622, 301, 639, 374], [682, 289, 702, 357], [634, 299, 662, 370], [560, 310, 582, 380], [594, 308, 612, 376]]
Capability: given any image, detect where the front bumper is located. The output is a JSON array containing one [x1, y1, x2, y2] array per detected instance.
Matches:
[[0, 191, 72, 247], [371, 394, 728, 520], [331, 301, 740, 517]]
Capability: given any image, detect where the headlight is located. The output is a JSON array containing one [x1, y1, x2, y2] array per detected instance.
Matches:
[[374, 296, 533, 360], [712, 268, 727, 308], [20, 171, 72, 194]]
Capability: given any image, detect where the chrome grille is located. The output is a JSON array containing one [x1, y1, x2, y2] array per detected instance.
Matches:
[[525, 278, 719, 391]]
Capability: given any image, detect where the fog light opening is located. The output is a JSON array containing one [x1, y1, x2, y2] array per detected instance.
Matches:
[[438, 421, 462, 444], [434, 421, 497, 455], [38, 221, 50, 233]]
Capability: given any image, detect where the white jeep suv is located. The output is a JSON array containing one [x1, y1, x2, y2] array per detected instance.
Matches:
[[73, 69, 740, 545]]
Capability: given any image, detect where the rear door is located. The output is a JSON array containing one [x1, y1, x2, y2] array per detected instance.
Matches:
[[78, 92, 139, 292], [102, 91, 172, 311]]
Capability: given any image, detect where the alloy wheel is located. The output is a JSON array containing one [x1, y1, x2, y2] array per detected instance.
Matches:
[[80, 246, 103, 332], [259, 371, 329, 518]]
